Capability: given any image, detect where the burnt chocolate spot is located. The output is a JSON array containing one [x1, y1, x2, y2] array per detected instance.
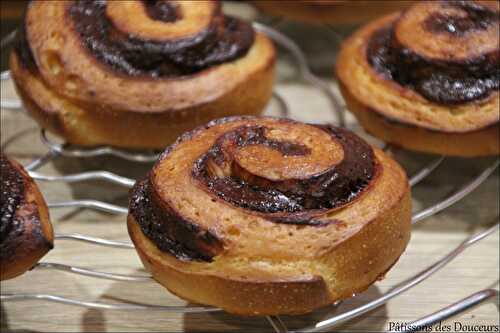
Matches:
[[0, 155, 26, 245], [68, 0, 255, 77], [143, 0, 180, 23], [129, 179, 223, 262], [192, 125, 375, 218], [367, 23, 499, 105], [424, 1, 498, 35]]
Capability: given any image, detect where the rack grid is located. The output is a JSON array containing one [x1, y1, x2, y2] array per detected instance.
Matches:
[[1, 19, 498, 333]]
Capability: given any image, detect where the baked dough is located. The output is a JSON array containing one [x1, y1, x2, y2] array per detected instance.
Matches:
[[336, 1, 499, 156], [128, 116, 411, 315]]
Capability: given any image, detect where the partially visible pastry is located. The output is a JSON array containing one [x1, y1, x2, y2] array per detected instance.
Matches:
[[128, 116, 411, 315], [337, 0, 499, 156], [1, 154, 54, 281], [10, 0, 275, 149], [252, 0, 414, 26]]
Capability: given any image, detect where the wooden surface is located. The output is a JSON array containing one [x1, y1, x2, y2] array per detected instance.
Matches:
[[1, 3, 499, 332]]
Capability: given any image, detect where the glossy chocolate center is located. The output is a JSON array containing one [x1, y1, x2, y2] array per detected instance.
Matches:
[[367, 1, 499, 105], [68, 0, 255, 77], [130, 120, 376, 261]]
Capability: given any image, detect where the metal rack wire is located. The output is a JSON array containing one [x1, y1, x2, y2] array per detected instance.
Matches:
[[1, 20, 499, 333]]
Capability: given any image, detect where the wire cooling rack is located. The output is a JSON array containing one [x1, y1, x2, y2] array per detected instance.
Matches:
[[1, 20, 499, 333]]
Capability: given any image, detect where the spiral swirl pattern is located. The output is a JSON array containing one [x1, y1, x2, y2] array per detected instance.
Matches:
[[130, 117, 383, 261], [16, 0, 254, 77], [10, 0, 275, 148], [337, 0, 499, 154], [128, 117, 411, 315], [68, 0, 254, 77], [367, 0, 499, 105]]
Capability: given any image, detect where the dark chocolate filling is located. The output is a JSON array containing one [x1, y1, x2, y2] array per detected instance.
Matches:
[[424, 1, 498, 35], [69, 0, 255, 77], [0, 155, 25, 247], [367, 1, 499, 105], [130, 178, 223, 262], [192, 125, 374, 215]]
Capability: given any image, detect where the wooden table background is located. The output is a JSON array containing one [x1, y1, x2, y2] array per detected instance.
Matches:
[[1, 2, 499, 332]]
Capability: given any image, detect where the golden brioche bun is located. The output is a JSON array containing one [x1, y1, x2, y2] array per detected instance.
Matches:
[[128, 116, 411, 315], [336, 2, 499, 157]]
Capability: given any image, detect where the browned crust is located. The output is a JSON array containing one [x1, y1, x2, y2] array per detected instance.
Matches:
[[0, 159, 54, 281], [24, 1, 274, 113], [340, 83, 500, 157], [127, 144, 411, 315], [129, 217, 331, 315], [336, 12, 499, 155], [128, 188, 410, 315], [252, 0, 414, 25], [10, 33, 276, 149]]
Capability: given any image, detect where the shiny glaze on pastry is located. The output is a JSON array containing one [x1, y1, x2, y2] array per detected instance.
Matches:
[[337, 0, 499, 156]]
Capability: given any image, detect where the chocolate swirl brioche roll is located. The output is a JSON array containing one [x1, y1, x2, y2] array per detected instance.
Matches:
[[1, 154, 54, 281], [337, 0, 499, 157], [128, 116, 411, 315], [252, 1, 414, 26], [10, 1, 275, 149]]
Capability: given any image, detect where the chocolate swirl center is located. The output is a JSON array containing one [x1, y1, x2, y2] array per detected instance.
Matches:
[[68, 0, 255, 77], [130, 178, 222, 261], [193, 125, 375, 214], [130, 118, 377, 262], [367, 0, 499, 105]]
